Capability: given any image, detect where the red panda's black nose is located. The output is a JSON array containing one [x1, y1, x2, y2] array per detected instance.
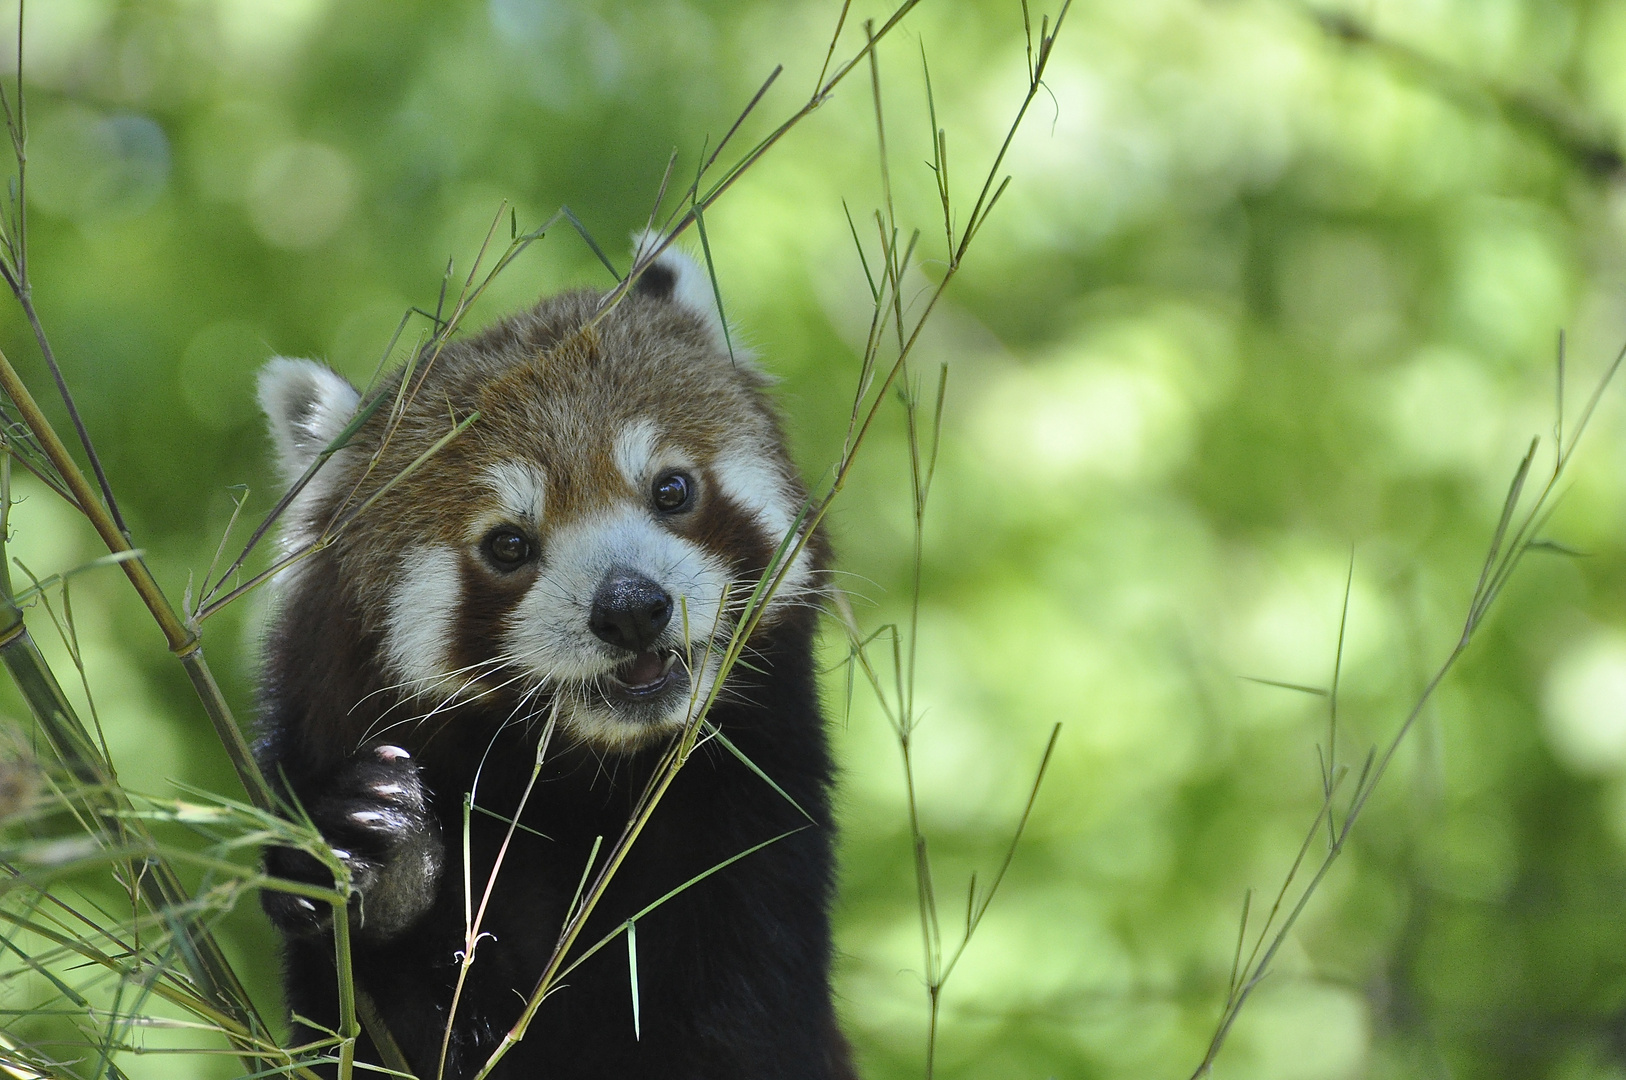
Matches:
[[589, 570, 674, 652]]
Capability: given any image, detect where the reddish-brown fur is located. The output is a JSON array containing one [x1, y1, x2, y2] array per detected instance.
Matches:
[[257, 266, 853, 1079]]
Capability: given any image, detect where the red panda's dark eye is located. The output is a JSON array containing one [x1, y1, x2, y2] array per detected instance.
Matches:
[[485, 529, 531, 568], [652, 471, 693, 513]]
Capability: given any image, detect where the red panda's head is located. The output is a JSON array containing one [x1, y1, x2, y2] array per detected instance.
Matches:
[[258, 239, 827, 752]]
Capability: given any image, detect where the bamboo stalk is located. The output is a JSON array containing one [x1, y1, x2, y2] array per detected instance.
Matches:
[[0, 628, 265, 1029], [0, 344, 276, 813], [0, 458, 271, 1069]]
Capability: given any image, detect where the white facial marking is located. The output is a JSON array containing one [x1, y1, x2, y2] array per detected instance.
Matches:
[[501, 504, 734, 738], [613, 420, 660, 491], [710, 444, 813, 598], [382, 545, 461, 695], [481, 462, 547, 524]]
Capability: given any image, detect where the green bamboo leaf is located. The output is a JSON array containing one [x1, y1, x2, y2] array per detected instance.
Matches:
[[626, 919, 641, 1041], [701, 722, 814, 823]]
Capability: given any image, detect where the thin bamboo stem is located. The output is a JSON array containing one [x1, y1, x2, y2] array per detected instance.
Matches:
[[0, 343, 276, 813], [0, 492, 270, 1069]]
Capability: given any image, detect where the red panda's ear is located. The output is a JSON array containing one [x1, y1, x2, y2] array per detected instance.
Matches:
[[257, 357, 361, 485], [628, 229, 736, 354]]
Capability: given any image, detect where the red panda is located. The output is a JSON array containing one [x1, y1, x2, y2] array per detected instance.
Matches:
[[255, 237, 853, 1079]]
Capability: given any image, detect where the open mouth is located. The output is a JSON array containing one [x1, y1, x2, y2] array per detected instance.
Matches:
[[601, 648, 686, 703]]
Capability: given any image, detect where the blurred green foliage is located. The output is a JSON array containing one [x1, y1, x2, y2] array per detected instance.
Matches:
[[7, 0, 1626, 1077]]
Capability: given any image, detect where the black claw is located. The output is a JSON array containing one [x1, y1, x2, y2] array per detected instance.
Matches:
[[262, 745, 444, 941]]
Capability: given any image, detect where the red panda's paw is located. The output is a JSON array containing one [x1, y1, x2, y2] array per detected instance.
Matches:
[[262, 745, 445, 942], [259, 863, 334, 937]]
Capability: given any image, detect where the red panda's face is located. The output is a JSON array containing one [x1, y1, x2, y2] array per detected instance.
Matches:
[[260, 243, 825, 752], [391, 405, 811, 751]]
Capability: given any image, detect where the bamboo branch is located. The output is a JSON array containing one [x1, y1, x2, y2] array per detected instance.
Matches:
[[0, 454, 272, 1072], [0, 344, 276, 813]]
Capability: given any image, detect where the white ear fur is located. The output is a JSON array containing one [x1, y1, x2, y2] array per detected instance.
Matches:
[[629, 229, 741, 355], [257, 357, 360, 485]]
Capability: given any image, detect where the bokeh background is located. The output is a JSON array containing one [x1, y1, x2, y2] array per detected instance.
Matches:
[[7, 0, 1626, 1077]]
